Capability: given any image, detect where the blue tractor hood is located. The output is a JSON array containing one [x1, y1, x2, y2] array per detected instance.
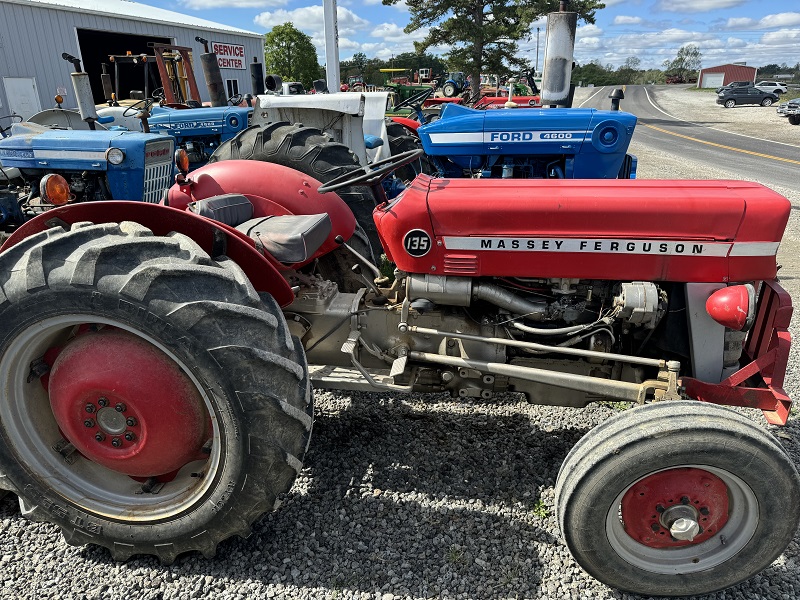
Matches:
[[0, 123, 157, 172], [148, 106, 251, 137], [417, 104, 637, 178]]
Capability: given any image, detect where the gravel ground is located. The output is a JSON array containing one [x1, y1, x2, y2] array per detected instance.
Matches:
[[3, 87, 800, 600]]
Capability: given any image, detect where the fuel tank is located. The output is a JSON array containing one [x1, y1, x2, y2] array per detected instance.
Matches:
[[374, 176, 789, 283]]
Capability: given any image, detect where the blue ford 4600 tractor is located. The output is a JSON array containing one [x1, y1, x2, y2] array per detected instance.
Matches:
[[97, 101, 252, 166], [415, 101, 637, 179], [0, 123, 174, 233]]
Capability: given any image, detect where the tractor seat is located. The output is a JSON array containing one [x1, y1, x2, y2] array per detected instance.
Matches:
[[188, 193, 332, 264]]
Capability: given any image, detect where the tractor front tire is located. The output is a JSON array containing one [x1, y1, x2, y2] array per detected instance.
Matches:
[[788, 114, 800, 125], [210, 122, 381, 258], [442, 83, 457, 98], [0, 222, 312, 563], [555, 401, 800, 597]]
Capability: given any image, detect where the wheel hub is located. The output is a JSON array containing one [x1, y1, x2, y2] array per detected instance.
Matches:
[[48, 329, 209, 477], [620, 467, 729, 548]]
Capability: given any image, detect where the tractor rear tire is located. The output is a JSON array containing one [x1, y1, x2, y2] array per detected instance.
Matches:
[[555, 401, 800, 596], [0, 221, 312, 563], [788, 114, 800, 125], [210, 122, 381, 259], [388, 134, 436, 182]]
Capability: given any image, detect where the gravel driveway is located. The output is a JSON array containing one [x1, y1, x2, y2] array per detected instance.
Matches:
[[2, 87, 800, 600]]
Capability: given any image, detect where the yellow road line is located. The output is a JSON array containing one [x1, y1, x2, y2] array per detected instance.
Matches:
[[641, 122, 800, 165]]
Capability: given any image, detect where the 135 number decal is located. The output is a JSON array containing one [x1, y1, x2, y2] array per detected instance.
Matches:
[[403, 229, 432, 257]]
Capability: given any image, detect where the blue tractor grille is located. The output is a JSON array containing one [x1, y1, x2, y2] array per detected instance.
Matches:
[[143, 139, 174, 203]]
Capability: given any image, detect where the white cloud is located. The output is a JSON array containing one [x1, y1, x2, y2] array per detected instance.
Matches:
[[603, 0, 628, 5], [254, 5, 370, 36], [761, 28, 800, 44], [724, 17, 756, 29], [657, 0, 746, 13], [576, 24, 603, 38], [760, 13, 800, 28], [370, 22, 428, 42], [180, 0, 285, 7], [613, 16, 643, 26], [724, 13, 800, 30]]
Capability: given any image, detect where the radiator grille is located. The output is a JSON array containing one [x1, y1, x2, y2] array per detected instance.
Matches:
[[443, 254, 479, 275], [143, 139, 174, 204]]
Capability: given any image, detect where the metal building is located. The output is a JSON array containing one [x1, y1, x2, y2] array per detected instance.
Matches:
[[0, 0, 264, 118], [698, 64, 758, 89]]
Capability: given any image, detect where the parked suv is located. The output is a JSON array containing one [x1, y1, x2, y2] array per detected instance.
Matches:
[[717, 87, 779, 108], [754, 81, 788, 95], [715, 80, 754, 93]]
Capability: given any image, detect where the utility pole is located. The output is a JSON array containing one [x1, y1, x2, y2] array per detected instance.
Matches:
[[323, 0, 340, 92], [535, 27, 540, 75]]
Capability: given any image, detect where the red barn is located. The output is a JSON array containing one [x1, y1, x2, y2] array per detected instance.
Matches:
[[698, 64, 757, 88]]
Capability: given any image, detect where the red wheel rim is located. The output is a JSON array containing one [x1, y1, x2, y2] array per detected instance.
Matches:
[[48, 329, 209, 477], [621, 467, 729, 548]]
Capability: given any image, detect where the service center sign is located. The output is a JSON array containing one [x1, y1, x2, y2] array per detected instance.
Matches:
[[212, 41, 245, 70]]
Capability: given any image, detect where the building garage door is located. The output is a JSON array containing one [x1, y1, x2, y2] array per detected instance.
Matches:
[[702, 73, 725, 89]]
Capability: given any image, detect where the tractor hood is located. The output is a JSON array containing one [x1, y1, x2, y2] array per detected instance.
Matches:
[[148, 106, 252, 136], [417, 104, 637, 178], [374, 176, 789, 283], [0, 124, 156, 172]]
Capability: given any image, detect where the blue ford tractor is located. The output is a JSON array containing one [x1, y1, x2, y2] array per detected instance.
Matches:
[[414, 90, 637, 179], [0, 124, 174, 233], [98, 99, 252, 166]]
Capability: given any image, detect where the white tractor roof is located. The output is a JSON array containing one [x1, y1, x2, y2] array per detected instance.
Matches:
[[6, 0, 262, 38]]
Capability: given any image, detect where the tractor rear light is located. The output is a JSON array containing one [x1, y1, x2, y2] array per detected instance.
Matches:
[[106, 147, 125, 165], [705, 284, 756, 331], [40, 174, 70, 206], [175, 149, 190, 175]]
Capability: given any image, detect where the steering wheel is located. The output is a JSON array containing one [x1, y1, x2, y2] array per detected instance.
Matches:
[[394, 87, 434, 112], [317, 149, 425, 193], [122, 98, 156, 118], [228, 93, 244, 106], [151, 87, 165, 103], [0, 114, 23, 137]]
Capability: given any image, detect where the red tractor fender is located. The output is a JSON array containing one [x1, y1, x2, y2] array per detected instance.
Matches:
[[389, 116, 420, 133], [1, 202, 296, 307]]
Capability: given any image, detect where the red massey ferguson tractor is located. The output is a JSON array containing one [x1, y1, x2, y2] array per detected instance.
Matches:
[[0, 149, 796, 597]]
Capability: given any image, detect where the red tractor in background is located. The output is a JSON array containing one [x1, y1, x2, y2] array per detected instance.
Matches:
[[0, 144, 795, 598]]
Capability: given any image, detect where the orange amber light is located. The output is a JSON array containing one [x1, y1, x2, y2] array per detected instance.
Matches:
[[40, 174, 71, 206]]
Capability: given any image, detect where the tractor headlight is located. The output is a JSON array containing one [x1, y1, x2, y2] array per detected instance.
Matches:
[[106, 147, 125, 165]]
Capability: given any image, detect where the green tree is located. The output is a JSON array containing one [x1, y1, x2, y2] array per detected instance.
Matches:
[[662, 44, 702, 81], [263, 23, 320, 89], [351, 52, 368, 74], [384, 0, 604, 88], [616, 56, 641, 84]]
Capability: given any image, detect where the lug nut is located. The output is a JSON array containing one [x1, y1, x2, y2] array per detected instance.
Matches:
[[126, 417, 137, 427], [124, 432, 135, 442], [97, 397, 108, 407], [85, 404, 96, 413], [95, 433, 105, 442], [83, 419, 95, 428], [115, 403, 126, 413], [111, 437, 122, 448]]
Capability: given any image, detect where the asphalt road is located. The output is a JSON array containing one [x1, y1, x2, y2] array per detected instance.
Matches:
[[577, 84, 800, 194]]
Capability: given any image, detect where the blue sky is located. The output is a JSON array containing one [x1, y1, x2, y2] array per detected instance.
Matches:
[[158, 0, 800, 70]]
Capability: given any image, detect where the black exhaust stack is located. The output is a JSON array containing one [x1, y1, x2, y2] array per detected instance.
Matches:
[[196, 36, 228, 107], [250, 56, 265, 96]]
